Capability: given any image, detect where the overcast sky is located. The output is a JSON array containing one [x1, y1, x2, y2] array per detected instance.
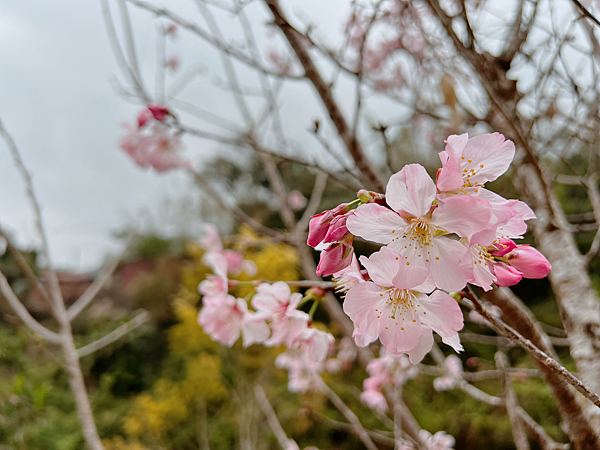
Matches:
[[0, 0, 378, 271]]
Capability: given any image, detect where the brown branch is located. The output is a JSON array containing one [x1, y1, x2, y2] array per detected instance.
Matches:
[[125, 0, 302, 80], [461, 289, 600, 409], [310, 409, 396, 446], [0, 226, 54, 312], [253, 385, 292, 450], [296, 172, 328, 234], [190, 168, 285, 241], [496, 351, 531, 450], [68, 235, 134, 321], [583, 175, 600, 263], [319, 379, 379, 450], [263, 0, 386, 192]]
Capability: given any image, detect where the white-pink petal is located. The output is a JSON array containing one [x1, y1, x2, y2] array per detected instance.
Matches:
[[433, 196, 493, 237], [359, 247, 403, 287], [346, 203, 405, 244], [419, 291, 464, 337], [407, 326, 434, 364], [386, 164, 437, 218]]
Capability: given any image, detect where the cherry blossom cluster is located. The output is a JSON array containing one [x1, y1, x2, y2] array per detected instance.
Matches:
[[196, 225, 349, 394], [308, 132, 551, 362], [361, 351, 418, 412], [402, 430, 456, 450], [119, 103, 193, 172]]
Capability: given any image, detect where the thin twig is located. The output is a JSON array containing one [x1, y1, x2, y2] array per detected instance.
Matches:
[[296, 172, 328, 234], [68, 235, 134, 321], [0, 225, 53, 311], [253, 385, 292, 450], [310, 409, 396, 446], [496, 351, 531, 450], [77, 310, 151, 357], [319, 379, 379, 450]]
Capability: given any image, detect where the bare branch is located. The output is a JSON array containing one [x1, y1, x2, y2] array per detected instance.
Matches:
[[319, 379, 379, 450], [583, 175, 600, 263], [461, 288, 600, 409], [496, 351, 531, 450], [190, 168, 285, 240], [253, 385, 292, 450], [77, 310, 150, 357], [0, 226, 53, 312], [68, 235, 134, 321], [125, 0, 301, 80], [263, 0, 386, 192], [0, 269, 61, 344], [296, 172, 328, 234], [310, 409, 396, 446], [0, 117, 63, 308]]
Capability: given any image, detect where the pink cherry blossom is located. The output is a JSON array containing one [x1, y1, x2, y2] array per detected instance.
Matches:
[[347, 164, 493, 291], [438, 133, 515, 191], [433, 355, 463, 391], [119, 122, 192, 172], [199, 224, 223, 252], [199, 224, 257, 276], [137, 109, 153, 128], [437, 133, 535, 238], [198, 294, 269, 347], [343, 247, 463, 362], [275, 328, 333, 393], [288, 190, 308, 211], [486, 239, 551, 285], [360, 351, 418, 412], [309, 203, 357, 276], [252, 282, 309, 347], [198, 252, 228, 303], [420, 430, 456, 450], [360, 385, 389, 412]]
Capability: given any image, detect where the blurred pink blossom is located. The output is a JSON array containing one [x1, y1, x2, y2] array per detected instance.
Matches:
[[288, 190, 307, 211], [167, 55, 181, 71]]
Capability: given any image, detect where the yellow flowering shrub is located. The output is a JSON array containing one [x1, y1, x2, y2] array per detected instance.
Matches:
[[119, 227, 300, 444]]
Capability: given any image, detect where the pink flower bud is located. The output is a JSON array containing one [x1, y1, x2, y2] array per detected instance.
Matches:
[[322, 215, 351, 243], [316, 242, 354, 276], [167, 55, 181, 71], [492, 262, 523, 287], [506, 245, 552, 279], [137, 109, 153, 128], [166, 23, 178, 36], [309, 286, 327, 298], [466, 357, 479, 368], [307, 203, 351, 248], [489, 238, 517, 257], [147, 104, 170, 122]]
